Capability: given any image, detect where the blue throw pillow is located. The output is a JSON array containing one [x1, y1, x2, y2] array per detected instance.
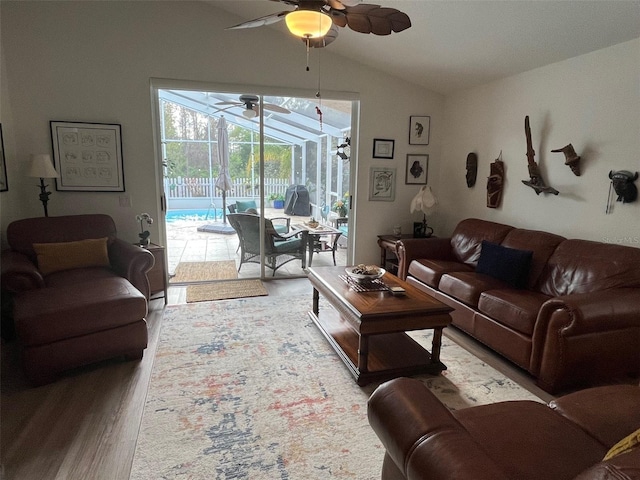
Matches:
[[476, 241, 533, 289]]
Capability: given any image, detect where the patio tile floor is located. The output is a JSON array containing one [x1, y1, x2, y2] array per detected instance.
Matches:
[[165, 209, 347, 280]]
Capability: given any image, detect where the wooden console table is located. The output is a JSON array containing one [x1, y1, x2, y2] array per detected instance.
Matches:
[[145, 243, 167, 303]]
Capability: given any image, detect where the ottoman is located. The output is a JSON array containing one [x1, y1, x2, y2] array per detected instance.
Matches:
[[14, 277, 148, 385]]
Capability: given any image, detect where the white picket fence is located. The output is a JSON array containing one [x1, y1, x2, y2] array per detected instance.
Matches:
[[164, 176, 289, 200]]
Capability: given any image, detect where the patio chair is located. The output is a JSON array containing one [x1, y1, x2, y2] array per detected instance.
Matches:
[[227, 213, 308, 275]]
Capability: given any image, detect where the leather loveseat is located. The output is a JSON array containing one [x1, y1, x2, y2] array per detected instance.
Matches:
[[1, 214, 154, 384], [396, 218, 640, 393], [368, 377, 640, 480]]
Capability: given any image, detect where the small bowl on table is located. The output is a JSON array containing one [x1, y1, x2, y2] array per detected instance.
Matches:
[[345, 266, 385, 283]]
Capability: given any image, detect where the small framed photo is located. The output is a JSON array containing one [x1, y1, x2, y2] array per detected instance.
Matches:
[[0, 124, 7, 192], [372, 138, 395, 159], [50, 121, 125, 192], [369, 167, 396, 202], [405, 154, 429, 184], [409, 116, 430, 145]]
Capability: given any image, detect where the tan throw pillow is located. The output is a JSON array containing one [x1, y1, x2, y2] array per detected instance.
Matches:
[[34, 237, 110, 276], [604, 427, 640, 461]]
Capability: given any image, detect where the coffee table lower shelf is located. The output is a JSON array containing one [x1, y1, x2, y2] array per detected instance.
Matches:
[[308, 308, 446, 386]]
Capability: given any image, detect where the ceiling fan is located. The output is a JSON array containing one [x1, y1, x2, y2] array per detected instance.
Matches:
[[215, 94, 291, 119], [227, 0, 411, 48]]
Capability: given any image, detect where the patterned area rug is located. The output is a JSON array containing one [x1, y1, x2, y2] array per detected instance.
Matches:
[[130, 295, 542, 480], [170, 260, 238, 283], [186, 279, 268, 303]]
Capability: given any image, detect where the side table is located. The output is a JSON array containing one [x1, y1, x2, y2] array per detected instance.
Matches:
[[144, 243, 168, 303], [377, 234, 415, 275]]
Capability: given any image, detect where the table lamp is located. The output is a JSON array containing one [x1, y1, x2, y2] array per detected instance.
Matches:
[[28, 154, 59, 217], [410, 185, 437, 237]]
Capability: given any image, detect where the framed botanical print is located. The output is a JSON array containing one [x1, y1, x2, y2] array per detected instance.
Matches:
[[373, 138, 395, 159], [369, 167, 396, 201], [405, 154, 429, 184], [0, 124, 7, 192], [50, 121, 125, 191], [409, 116, 430, 145]]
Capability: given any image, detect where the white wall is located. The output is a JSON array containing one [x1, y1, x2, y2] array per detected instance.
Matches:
[[0, 1, 444, 264], [438, 39, 640, 247]]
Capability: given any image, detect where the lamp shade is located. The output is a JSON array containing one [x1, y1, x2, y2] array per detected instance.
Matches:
[[410, 185, 437, 214], [285, 10, 332, 38], [28, 154, 59, 178]]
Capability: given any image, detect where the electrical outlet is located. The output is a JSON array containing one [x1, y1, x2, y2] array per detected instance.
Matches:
[[119, 195, 131, 207]]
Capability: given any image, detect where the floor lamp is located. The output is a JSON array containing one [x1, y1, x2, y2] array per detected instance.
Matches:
[[28, 154, 59, 217]]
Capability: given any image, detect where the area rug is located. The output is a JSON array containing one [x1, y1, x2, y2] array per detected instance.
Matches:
[[130, 295, 542, 480], [186, 279, 268, 303], [171, 260, 238, 283]]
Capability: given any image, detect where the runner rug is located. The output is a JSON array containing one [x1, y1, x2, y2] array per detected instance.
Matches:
[[170, 260, 238, 284], [186, 279, 268, 303], [130, 295, 542, 480]]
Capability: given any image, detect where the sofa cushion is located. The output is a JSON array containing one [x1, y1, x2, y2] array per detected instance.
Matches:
[[478, 289, 551, 336], [476, 241, 533, 289], [44, 266, 118, 288], [14, 277, 147, 346], [574, 448, 640, 480], [450, 218, 513, 265], [408, 259, 473, 288], [501, 229, 565, 289], [439, 272, 507, 307], [34, 237, 110, 276], [453, 401, 607, 480]]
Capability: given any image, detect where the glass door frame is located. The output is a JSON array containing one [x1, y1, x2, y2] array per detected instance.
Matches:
[[150, 78, 358, 280]]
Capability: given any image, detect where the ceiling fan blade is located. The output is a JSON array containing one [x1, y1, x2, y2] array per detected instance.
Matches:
[[263, 104, 291, 114], [326, 0, 346, 10], [336, 0, 361, 6], [343, 4, 411, 34], [328, 9, 348, 28], [226, 11, 288, 30]]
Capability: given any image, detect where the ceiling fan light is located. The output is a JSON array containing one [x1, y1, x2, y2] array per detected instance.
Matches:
[[285, 10, 332, 38], [242, 108, 257, 119]]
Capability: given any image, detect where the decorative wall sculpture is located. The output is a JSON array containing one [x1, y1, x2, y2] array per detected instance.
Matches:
[[466, 152, 477, 188], [521, 116, 558, 195], [551, 144, 581, 176], [487, 151, 504, 209]]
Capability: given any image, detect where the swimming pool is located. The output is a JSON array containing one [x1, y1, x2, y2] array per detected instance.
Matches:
[[165, 209, 223, 222]]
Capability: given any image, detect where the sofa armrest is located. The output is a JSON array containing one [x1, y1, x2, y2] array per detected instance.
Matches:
[[368, 377, 510, 480], [108, 239, 155, 299], [532, 289, 640, 393], [0, 250, 45, 293], [396, 237, 454, 280]]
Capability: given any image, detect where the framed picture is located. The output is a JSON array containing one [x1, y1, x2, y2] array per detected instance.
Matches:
[[405, 154, 429, 184], [369, 167, 396, 202], [50, 121, 125, 191], [0, 124, 7, 192], [372, 138, 395, 159], [409, 116, 430, 145]]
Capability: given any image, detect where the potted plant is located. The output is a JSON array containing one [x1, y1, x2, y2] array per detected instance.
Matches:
[[136, 213, 154, 246], [269, 193, 285, 209]]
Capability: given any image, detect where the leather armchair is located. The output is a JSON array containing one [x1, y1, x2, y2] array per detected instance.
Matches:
[[368, 377, 640, 480], [1, 214, 154, 298]]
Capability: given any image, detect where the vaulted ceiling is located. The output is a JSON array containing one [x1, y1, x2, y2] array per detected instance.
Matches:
[[210, 0, 640, 95]]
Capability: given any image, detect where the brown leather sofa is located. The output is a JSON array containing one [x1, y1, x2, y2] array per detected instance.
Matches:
[[368, 377, 640, 480], [396, 218, 640, 393], [1, 214, 154, 384]]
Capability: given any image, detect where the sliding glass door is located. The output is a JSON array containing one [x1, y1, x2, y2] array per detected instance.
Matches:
[[153, 85, 355, 282]]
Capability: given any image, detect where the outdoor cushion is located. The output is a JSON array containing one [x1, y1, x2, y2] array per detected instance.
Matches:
[[236, 200, 257, 212]]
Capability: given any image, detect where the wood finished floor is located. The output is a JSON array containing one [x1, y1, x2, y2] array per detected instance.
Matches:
[[1, 278, 552, 480]]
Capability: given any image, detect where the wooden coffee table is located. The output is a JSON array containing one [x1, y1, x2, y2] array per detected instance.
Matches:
[[307, 266, 453, 386]]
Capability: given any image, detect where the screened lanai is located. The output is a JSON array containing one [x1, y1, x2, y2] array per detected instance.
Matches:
[[158, 89, 353, 220]]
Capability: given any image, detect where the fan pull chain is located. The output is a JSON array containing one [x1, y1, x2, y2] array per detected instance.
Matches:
[[305, 36, 311, 71], [316, 46, 323, 131]]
